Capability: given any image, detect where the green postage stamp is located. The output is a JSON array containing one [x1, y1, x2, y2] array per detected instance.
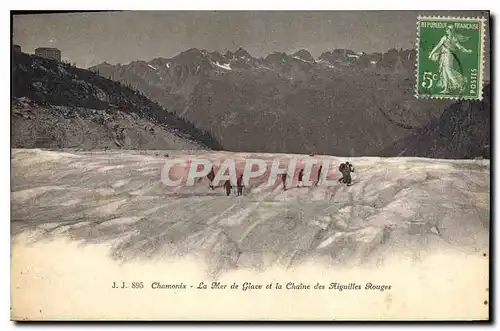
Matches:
[[415, 16, 486, 100]]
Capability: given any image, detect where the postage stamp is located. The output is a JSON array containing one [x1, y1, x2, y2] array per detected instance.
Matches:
[[415, 16, 486, 100]]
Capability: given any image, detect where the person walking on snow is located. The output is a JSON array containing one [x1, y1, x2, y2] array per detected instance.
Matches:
[[315, 165, 323, 186], [207, 167, 215, 190], [236, 174, 244, 196], [297, 169, 304, 187], [224, 179, 232, 196], [338, 161, 355, 186], [281, 173, 288, 191]]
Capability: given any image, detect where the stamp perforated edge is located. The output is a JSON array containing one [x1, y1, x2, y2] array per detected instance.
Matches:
[[414, 15, 487, 101]]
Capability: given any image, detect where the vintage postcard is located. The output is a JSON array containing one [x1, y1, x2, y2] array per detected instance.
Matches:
[[10, 10, 491, 321]]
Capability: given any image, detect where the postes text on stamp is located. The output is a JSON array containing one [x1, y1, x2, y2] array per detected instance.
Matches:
[[415, 16, 486, 100]]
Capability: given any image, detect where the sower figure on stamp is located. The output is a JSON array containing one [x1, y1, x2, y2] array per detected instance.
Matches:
[[338, 161, 355, 186], [428, 24, 472, 94]]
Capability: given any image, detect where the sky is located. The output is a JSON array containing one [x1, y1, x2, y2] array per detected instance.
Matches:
[[13, 10, 490, 69]]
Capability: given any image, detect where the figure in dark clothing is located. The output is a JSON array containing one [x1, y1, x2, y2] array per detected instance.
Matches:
[[224, 179, 232, 196], [315, 165, 323, 186], [207, 167, 215, 190], [237, 174, 244, 196], [338, 162, 355, 186], [297, 169, 304, 187], [281, 173, 288, 191]]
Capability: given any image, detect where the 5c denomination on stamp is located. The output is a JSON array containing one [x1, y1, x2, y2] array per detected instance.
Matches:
[[415, 16, 486, 100]]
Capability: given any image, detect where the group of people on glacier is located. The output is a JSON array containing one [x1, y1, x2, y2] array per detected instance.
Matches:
[[206, 161, 355, 196]]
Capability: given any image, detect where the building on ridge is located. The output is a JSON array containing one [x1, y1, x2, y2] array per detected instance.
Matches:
[[35, 47, 61, 61]]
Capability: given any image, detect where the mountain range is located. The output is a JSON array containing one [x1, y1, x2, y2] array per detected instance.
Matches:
[[11, 45, 490, 159], [89, 46, 461, 156]]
